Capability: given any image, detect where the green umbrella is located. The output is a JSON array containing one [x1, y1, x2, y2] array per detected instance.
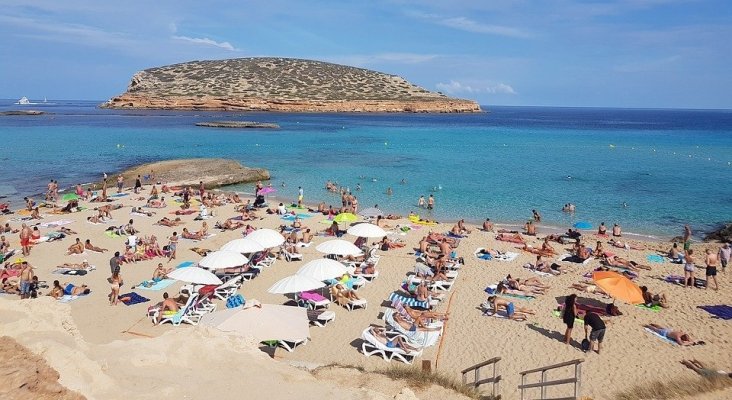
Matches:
[[62, 193, 79, 202], [333, 213, 358, 223]]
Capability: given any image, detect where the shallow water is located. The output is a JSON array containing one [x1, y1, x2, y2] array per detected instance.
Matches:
[[0, 100, 730, 238]]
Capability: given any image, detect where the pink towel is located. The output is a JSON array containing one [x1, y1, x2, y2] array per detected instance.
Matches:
[[301, 291, 327, 302]]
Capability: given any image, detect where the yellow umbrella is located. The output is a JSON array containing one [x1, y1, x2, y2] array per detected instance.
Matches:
[[592, 271, 643, 304]]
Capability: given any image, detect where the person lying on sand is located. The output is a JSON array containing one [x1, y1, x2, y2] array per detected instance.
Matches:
[[146, 197, 167, 208], [368, 326, 421, 351], [646, 324, 704, 346], [85, 239, 107, 253], [131, 207, 155, 216], [59, 261, 93, 270], [603, 254, 651, 271], [62, 282, 90, 296], [507, 275, 550, 292], [156, 217, 183, 227], [215, 219, 245, 231], [525, 256, 566, 275], [496, 233, 526, 244], [190, 247, 210, 256], [495, 282, 536, 298], [571, 281, 607, 295], [522, 243, 554, 257], [681, 359, 732, 379], [484, 296, 534, 321], [609, 238, 644, 250]]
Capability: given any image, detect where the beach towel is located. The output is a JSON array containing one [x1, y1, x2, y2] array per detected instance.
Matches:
[[39, 219, 73, 228], [131, 212, 151, 217], [388, 292, 429, 309], [551, 309, 584, 325], [522, 264, 553, 277], [52, 265, 96, 275], [181, 233, 216, 241], [697, 305, 732, 320], [644, 327, 677, 345], [474, 248, 493, 260], [646, 254, 665, 263], [664, 275, 706, 288], [560, 254, 592, 265], [104, 231, 121, 238], [135, 279, 176, 291], [176, 261, 195, 269], [482, 309, 510, 319], [118, 292, 150, 306], [447, 232, 466, 238], [484, 285, 535, 300], [382, 308, 440, 347], [110, 193, 129, 198], [496, 252, 519, 262], [637, 304, 663, 312], [58, 292, 90, 303]]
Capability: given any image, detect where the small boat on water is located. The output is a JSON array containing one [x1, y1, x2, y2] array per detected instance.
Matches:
[[15, 96, 31, 105]]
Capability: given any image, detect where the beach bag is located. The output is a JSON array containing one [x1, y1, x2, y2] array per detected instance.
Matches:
[[581, 339, 591, 352], [226, 294, 245, 308]]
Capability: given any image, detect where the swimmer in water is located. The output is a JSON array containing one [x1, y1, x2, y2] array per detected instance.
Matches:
[[622, 202, 628, 208], [386, 187, 393, 196], [355, 183, 361, 191], [372, 178, 377, 182], [400, 178, 406, 184]]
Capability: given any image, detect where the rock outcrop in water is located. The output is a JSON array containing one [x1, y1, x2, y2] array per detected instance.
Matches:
[[115, 159, 269, 189], [101, 58, 481, 113], [195, 121, 279, 129], [704, 223, 732, 243]]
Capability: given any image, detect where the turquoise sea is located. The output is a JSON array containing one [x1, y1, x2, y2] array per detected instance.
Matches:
[[1, 100, 730, 239]]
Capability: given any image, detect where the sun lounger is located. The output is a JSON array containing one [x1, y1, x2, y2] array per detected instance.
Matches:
[[281, 247, 303, 262], [299, 290, 331, 309], [264, 338, 308, 352], [154, 294, 202, 326], [381, 309, 441, 347], [360, 327, 423, 364], [211, 276, 244, 301], [388, 292, 431, 310], [307, 309, 336, 327]]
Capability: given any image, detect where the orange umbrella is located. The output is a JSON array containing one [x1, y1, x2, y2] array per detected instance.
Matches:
[[592, 271, 643, 304]]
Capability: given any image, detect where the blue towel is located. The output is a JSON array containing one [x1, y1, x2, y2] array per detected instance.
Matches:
[[477, 253, 493, 260], [646, 254, 664, 263], [136, 279, 176, 291], [698, 305, 732, 320], [177, 261, 195, 269], [118, 292, 150, 305]]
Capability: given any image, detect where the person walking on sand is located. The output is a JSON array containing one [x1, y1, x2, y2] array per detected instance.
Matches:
[[427, 194, 434, 210], [110, 251, 121, 274], [20, 223, 32, 256], [563, 294, 578, 346], [167, 232, 178, 263], [704, 249, 719, 290], [199, 181, 206, 202], [720, 242, 731, 273], [108, 270, 123, 305], [134, 175, 142, 194], [684, 249, 696, 288]]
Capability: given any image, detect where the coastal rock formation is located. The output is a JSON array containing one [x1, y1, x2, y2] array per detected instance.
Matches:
[[116, 158, 269, 189], [704, 223, 732, 242], [101, 58, 481, 113], [0, 110, 47, 116], [0, 337, 85, 400], [195, 121, 280, 129]]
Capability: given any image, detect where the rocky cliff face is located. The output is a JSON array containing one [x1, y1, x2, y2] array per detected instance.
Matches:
[[102, 58, 481, 113]]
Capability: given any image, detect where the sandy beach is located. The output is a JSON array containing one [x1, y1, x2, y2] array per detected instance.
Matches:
[[1, 183, 731, 400]]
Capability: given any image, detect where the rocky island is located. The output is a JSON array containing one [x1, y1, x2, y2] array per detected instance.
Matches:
[[101, 57, 481, 113], [195, 121, 280, 129]]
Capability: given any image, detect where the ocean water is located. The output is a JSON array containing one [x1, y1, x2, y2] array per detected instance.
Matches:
[[0, 100, 730, 238]]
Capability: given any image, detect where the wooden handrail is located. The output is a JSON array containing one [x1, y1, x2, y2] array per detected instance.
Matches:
[[518, 377, 578, 390], [519, 359, 583, 375], [461, 357, 501, 374]]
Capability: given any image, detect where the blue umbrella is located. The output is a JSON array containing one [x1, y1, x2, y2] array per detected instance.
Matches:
[[573, 221, 593, 230]]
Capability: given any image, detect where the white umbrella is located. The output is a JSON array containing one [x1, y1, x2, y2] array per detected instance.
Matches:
[[221, 238, 264, 254], [268, 274, 325, 294], [347, 222, 386, 238], [316, 239, 363, 256], [248, 228, 285, 248], [199, 250, 249, 270], [200, 304, 309, 343], [297, 258, 348, 281], [167, 266, 223, 285]]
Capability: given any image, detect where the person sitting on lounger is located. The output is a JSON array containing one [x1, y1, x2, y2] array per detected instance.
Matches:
[[646, 324, 703, 346], [85, 239, 107, 253], [485, 295, 534, 320], [155, 292, 180, 324], [641, 286, 669, 308], [368, 326, 421, 352], [681, 359, 732, 379], [66, 238, 85, 255], [392, 311, 441, 332], [330, 283, 361, 307]]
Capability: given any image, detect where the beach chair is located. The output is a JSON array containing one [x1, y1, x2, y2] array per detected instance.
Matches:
[[307, 309, 336, 327], [381, 309, 441, 348], [190, 292, 217, 315], [360, 327, 423, 364], [281, 247, 303, 262], [299, 290, 331, 309], [349, 265, 380, 281], [408, 276, 454, 292], [277, 338, 308, 352], [153, 294, 202, 326], [212, 275, 244, 301]]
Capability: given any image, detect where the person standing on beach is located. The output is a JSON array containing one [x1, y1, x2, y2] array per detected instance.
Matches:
[[563, 294, 578, 346], [427, 194, 434, 210], [418, 195, 425, 208], [46, 180, 54, 201], [19, 223, 31, 256], [719, 243, 730, 273], [110, 251, 121, 274], [298, 186, 304, 207], [167, 232, 178, 263], [19, 261, 34, 299], [116, 175, 124, 193], [532, 209, 541, 223], [101, 178, 108, 201], [683, 225, 692, 251], [684, 249, 696, 288], [134, 175, 142, 194], [199, 181, 205, 202], [704, 249, 719, 290], [584, 311, 606, 354]]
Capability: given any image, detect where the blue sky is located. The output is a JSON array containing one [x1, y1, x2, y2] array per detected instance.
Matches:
[[1, 0, 731, 108]]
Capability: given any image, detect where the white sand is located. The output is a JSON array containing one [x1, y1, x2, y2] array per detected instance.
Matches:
[[2, 189, 731, 399]]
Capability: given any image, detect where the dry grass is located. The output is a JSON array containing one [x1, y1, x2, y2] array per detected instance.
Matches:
[[313, 363, 489, 399], [614, 376, 732, 400]]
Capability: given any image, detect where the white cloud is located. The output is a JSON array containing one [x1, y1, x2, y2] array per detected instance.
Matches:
[[406, 11, 531, 38], [436, 80, 516, 95], [172, 35, 238, 51]]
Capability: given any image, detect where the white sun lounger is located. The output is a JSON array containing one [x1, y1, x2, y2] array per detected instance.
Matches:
[[361, 327, 423, 364]]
